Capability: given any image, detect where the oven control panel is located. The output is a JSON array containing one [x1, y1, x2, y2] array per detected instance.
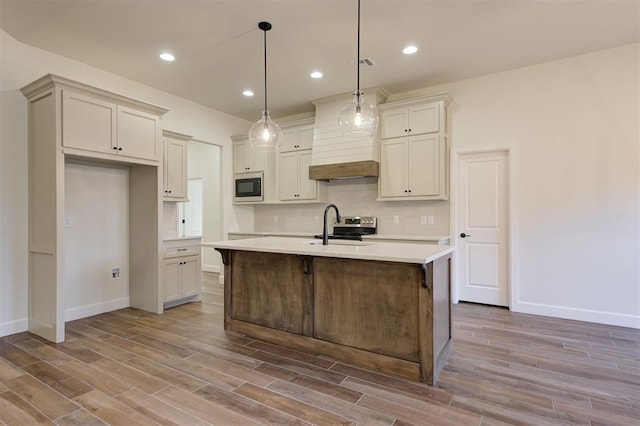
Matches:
[[340, 216, 377, 227]]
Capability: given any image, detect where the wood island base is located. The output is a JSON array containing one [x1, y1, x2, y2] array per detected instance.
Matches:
[[216, 248, 452, 385]]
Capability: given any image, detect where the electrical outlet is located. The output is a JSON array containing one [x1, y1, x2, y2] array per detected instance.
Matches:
[[273, 215, 278, 223], [65, 217, 71, 227], [111, 267, 120, 279], [420, 215, 427, 225], [428, 215, 434, 225], [393, 215, 400, 224]]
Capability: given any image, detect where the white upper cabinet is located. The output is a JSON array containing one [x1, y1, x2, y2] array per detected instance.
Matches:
[[278, 150, 319, 201], [280, 123, 314, 152], [61, 89, 162, 163], [233, 136, 265, 173], [378, 95, 450, 201], [163, 130, 190, 201], [380, 102, 440, 139]]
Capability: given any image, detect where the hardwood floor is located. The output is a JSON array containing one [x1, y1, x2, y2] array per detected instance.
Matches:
[[1, 272, 638, 425]]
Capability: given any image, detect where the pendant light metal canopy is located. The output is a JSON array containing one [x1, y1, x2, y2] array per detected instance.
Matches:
[[338, 0, 378, 136], [249, 21, 281, 151]]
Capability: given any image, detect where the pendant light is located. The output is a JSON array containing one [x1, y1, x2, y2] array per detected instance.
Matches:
[[338, 0, 378, 136], [249, 21, 281, 151]]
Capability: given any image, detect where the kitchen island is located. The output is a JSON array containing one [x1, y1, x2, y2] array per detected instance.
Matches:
[[202, 237, 454, 385]]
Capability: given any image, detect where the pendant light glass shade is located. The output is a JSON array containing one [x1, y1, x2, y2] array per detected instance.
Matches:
[[338, 0, 378, 136], [249, 21, 281, 151], [338, 90, 378, 136], [249, 110, 281, 150]]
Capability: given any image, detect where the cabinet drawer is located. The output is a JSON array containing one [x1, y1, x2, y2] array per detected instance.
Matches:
[[164, 244, 199, 258]]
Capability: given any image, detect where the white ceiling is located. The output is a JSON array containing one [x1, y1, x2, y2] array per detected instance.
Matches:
[[1, 0, 638, 121]]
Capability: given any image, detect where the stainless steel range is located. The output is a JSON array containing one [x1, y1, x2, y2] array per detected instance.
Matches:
[[315, 216, 377, 241]]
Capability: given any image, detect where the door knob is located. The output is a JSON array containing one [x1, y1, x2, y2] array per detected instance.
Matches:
[[460, 233, 471, 238]]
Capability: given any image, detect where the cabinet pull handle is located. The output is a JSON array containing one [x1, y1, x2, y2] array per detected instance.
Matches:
[[177, 248, 187, 251], [460, 233, 471, 238]]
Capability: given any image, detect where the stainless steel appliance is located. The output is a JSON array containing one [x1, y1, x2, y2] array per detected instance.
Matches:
[[315, 216, 377, 241], [234, 172, 263, 202]]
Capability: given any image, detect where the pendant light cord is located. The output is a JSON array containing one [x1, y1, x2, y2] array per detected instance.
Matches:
[[357, 0, 360, 95], [263, 28, 268, 113]]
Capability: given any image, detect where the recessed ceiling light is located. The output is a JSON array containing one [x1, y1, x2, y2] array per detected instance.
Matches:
[[242, 90, 254, 97], [159, 52, 175, 61], [310, 71, 323, 79], [403, 45, 418, 55]]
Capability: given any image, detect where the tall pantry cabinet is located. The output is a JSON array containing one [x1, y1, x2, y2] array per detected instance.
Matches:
[[21, 74, 169, 343]]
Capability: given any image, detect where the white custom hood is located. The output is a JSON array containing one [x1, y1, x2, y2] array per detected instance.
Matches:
[[309, 87, 388, 181]]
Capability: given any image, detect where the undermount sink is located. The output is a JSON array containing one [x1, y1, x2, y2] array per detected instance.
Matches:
[[304, 240, 372, 247]]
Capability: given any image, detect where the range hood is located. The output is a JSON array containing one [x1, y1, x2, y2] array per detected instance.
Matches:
[[309, 87, 388, 181]]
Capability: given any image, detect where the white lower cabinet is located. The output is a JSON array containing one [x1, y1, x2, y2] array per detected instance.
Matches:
[[163, 238, 201, 306]]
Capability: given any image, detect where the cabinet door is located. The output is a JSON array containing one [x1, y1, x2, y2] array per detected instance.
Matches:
[[408, 134, 439, 196], [279, 128, 299, 152], [379, 139, 408, 197], [380, 108, 408, 139], [163, 259, 182, 302], [62, 91, 116, 154], [278, 152, 299, 201], [233, 139, 265, 173], [409, 103, 440, 135], [181, 257, 200, 298], [296, 151, 317, 200], [164, 138, 187, 200], [298, 125, 314, 150], [117, 106, 160, 161]]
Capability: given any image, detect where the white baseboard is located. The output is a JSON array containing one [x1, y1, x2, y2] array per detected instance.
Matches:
[[65, 297, 130, 322], [511, 301, 640, 329], [0, 318, 28, 338], [202, 264, 221, 273], [219, 275, 224, 285]]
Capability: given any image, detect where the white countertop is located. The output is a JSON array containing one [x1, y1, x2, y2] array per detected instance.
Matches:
[[227, 231, 450, 243], [203, 237, 454, 264], [163, 235, 203, 242]]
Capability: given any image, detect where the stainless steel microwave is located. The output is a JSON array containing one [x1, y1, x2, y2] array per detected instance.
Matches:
[[234, 172, 263, 202]]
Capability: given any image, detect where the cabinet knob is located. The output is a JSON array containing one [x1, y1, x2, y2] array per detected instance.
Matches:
[[408, 189, 412, 193], [113, 146, 118, 150], [168, 190, 172, 193], [404, 190, 408, 193], [460, 233, 471, 238], [408, 128, 412, 132], [118, 147, 123, 151], [404, 129, 408, 132]]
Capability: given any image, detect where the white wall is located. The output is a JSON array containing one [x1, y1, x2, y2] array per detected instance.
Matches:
[[64, 162, 129, 321], [392, 44, 640, 328], [0, 30, 253, 336]]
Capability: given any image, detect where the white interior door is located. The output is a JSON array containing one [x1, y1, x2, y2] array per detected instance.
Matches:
[[457, 150, 509, 306]]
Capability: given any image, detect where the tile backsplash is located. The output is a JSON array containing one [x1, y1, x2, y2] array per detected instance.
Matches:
[[254, 177, 450, 236]]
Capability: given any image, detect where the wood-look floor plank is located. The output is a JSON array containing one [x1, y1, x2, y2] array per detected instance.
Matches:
[[73, 389, 157, 426], [0, 390, 53, 425], [47, 340, 104, 364], [4, 374, 79, 419], [128, 334, 194, 358], [247, 340, 336, 369], [127, 325, 191, 346], [0, 355, 26, 381], [115, 388, 212, 426], [159, 354, 245, 391], [182, 340, 261, 369], [89, 358, 169, 394], [124, 356, 208, 392], [22, 361, 93, 399], [186, 352, 276, 387], [331, 363, 454, 405], [252, 350, 347, 384], [255, 363, 364, 404], [233, 382, 355, 425], [0, 339, 41, 367], [71, 336, 136, 362], [58, 360, 131, 397], [155, 385, 261, 425], [97, 335, 167, 361], [267, 378, 396, 425], [194, 384, 310, 425], [55, 408, 108, 426]]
